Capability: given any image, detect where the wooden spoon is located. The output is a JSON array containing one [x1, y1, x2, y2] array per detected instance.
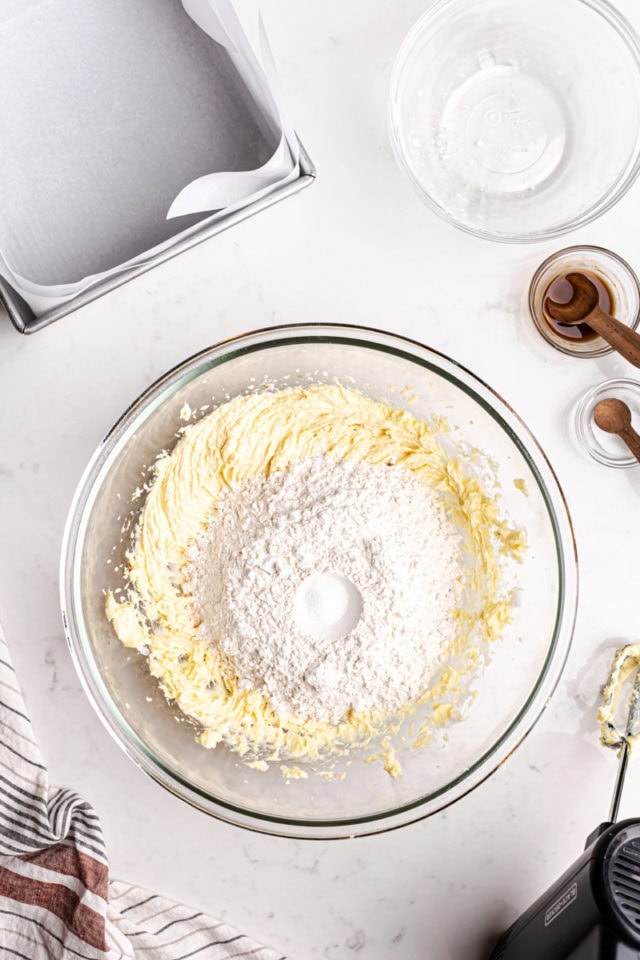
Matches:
[[544, 272, 640, 368], [593, 397, 640, 463]]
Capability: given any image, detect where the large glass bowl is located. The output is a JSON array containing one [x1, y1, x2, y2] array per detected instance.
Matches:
[[389, 0, 640, 242], [60, 325, 577, 838]]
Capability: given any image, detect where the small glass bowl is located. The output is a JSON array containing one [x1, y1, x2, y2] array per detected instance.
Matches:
[[529, 246, 640, 358], [575, 378, 640, 468], [389, 0, 640, 242]]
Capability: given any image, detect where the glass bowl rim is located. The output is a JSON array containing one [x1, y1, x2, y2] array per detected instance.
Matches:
[[60, 322, 578, 838], [388, 0, 640, 244]]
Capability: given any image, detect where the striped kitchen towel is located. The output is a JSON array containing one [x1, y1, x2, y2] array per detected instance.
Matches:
[[0, 626, 286, 960]]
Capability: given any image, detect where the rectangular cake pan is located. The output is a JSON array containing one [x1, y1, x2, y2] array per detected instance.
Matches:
[[0, 0, 314, 334]]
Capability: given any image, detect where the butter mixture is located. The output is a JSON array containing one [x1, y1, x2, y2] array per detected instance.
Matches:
[[599, 644, 640, 752], [106, 384, 525, 772]]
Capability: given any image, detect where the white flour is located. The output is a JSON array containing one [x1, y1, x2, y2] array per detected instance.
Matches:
[[184, 456, 463, 724]]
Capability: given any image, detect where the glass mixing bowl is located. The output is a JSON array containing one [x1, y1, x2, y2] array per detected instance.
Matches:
[[389, 0, 640, 242], [61, 325, 577, 837]]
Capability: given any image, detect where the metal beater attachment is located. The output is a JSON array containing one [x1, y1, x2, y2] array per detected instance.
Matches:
[[598, 643, 640, 822]]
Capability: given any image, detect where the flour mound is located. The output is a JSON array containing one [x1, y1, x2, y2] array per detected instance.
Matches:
[[185, 456, 463, 724]]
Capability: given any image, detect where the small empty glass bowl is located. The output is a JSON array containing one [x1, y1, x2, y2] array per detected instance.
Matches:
[[389, 0, 640, 242], [529, 246, 640, 358], [575, 378, 640, 467]]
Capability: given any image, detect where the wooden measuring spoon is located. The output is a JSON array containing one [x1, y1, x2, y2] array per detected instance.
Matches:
[[544, 272, 640, 368], [593, 398, 640, 463]]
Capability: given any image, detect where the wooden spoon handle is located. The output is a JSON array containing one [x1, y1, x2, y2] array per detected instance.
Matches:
[[588, 309, 640, 368], [620, 426, 640, 464]]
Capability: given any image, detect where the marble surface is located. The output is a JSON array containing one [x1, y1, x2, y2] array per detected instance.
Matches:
[[1, 1, 640, 957]]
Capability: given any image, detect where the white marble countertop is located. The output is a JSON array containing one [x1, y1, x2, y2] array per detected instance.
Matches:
[[1, 1, 640, 957]]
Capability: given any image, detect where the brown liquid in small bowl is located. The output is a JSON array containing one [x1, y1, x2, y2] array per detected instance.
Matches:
[[542, 271, 614, 342]]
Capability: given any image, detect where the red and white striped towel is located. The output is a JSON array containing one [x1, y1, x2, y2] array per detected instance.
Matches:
[[0, 626, 286, 960]]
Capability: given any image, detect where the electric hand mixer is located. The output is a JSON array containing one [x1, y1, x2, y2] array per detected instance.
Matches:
[[490, 645, 640, 960]]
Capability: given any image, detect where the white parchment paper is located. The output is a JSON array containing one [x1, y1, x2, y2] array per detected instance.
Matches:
[[0, 0, 299, 316]]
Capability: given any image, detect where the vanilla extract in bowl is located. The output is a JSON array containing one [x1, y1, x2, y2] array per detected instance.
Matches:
[[542, 271, 613, 343], [528, 245, 640, 359]]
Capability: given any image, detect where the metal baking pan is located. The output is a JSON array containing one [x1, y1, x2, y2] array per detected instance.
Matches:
[[0, 0, 315, 334]]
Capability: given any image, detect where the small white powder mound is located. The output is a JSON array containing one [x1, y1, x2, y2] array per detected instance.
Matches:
[[184, 456, 463, 724]]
